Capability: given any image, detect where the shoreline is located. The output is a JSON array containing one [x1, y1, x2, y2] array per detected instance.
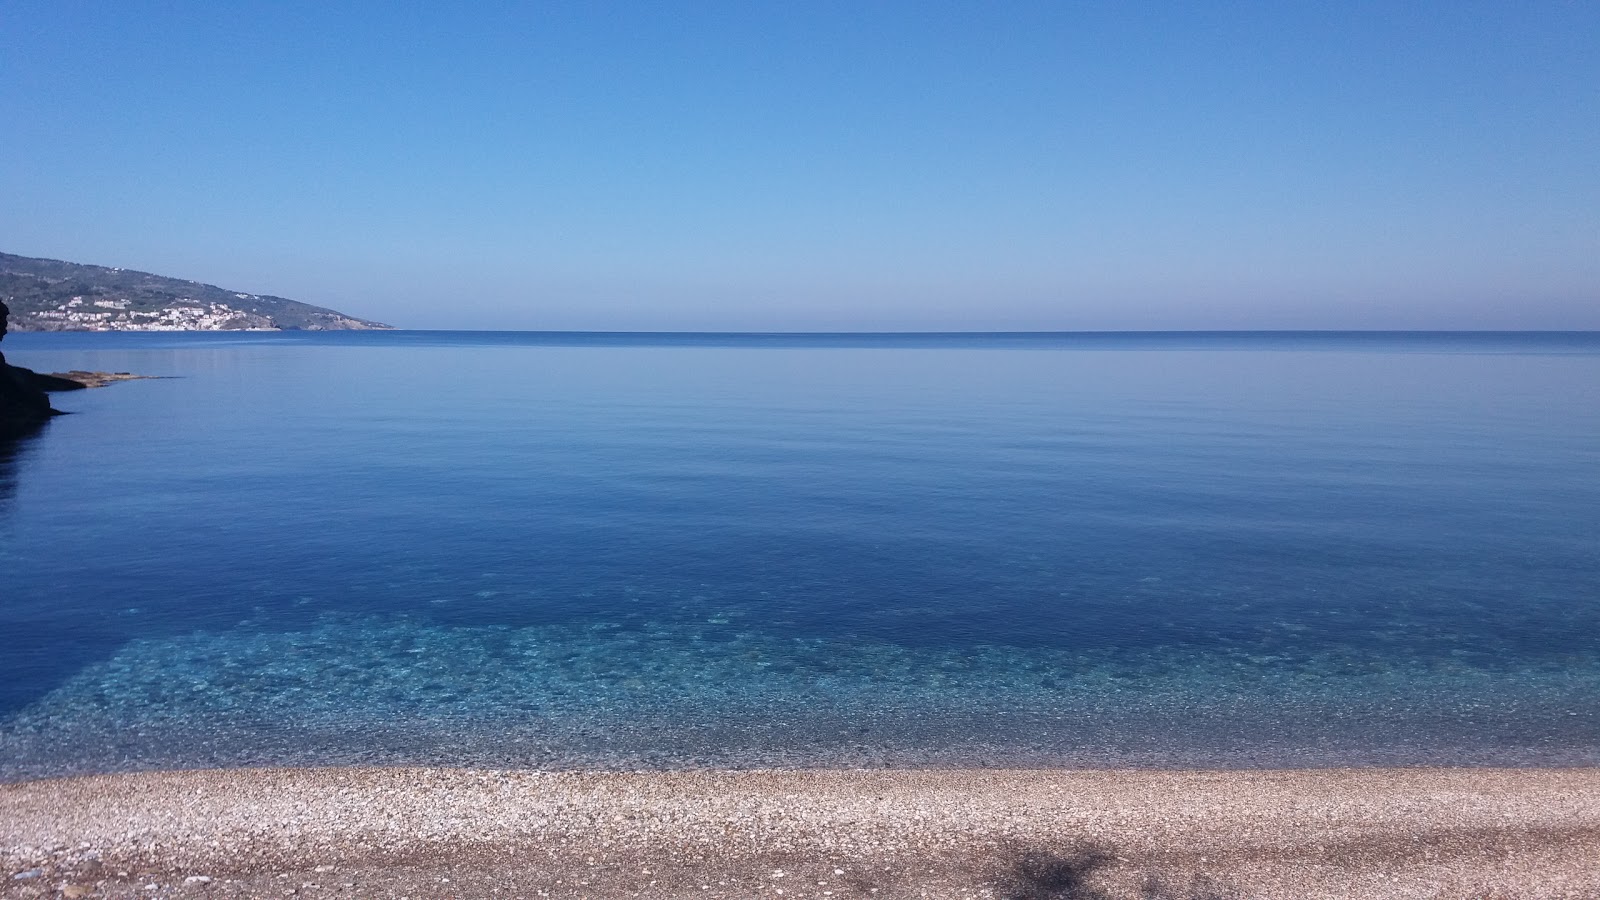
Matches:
[[5, 766, 1598, 898]]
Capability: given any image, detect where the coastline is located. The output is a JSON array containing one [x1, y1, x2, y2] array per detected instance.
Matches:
[[5, 766, 1598, 898]]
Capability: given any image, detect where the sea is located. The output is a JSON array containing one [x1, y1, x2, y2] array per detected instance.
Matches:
[[1, 330, 1597, 781]]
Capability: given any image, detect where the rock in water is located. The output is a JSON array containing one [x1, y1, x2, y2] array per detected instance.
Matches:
[[0, 299, 60, 437]]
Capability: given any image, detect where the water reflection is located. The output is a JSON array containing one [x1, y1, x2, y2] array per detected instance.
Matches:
[[0, 433, 29, 514]]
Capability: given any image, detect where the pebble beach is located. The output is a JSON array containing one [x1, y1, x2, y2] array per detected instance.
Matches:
[[4, 766, 1599, 899]]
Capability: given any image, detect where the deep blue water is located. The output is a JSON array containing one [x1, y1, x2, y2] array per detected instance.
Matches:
[[2, 330, 1598, 779]]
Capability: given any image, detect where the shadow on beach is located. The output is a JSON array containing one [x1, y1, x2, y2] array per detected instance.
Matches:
[[994, 843, 1236, 900]]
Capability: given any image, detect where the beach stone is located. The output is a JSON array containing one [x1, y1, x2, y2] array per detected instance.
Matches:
[[61, 885, 91, 899], [5, 767, 1600, 898], [10, 868, 41, 880]]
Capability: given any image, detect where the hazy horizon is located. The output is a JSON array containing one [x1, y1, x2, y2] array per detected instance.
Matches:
[[4, 2, 1596, 331]]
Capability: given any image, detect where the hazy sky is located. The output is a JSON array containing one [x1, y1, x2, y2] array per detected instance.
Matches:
[[4, 1, 1597, 330]]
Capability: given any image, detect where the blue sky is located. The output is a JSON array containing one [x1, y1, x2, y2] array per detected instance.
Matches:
[[3, 1, 1596, 330]]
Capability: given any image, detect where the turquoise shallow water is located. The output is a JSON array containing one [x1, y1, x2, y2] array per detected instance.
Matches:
[[1, 331, 1598, 779]]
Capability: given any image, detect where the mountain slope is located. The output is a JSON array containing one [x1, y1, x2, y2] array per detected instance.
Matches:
[[0, 252, 390, 331]]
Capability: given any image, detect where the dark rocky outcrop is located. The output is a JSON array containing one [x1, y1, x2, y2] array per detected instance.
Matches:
[[0, 299, 60, 438], [21, 369, 91, 391], [32, 369, 156, 390]]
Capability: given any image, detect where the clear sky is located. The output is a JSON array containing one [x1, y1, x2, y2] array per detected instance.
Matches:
[[3, 1, 1597, 330]]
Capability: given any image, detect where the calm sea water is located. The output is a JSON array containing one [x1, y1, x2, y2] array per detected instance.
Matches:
[[2, 331, 1598, 779]]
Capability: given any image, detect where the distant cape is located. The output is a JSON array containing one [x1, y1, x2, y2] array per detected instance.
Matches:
[[0, 251, 390, 332]]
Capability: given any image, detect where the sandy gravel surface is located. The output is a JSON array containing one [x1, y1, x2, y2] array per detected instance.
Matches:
[[3, 767, 1598, 899]]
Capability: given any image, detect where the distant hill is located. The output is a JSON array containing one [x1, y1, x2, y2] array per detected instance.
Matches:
[[0, 252, 391, 331]]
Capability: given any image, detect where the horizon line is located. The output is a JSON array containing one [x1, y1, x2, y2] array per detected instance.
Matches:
[[11, 327, 1600, 337]]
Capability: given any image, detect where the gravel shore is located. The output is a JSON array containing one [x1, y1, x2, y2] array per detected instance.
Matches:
[[4, 767, 1598, 899]]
